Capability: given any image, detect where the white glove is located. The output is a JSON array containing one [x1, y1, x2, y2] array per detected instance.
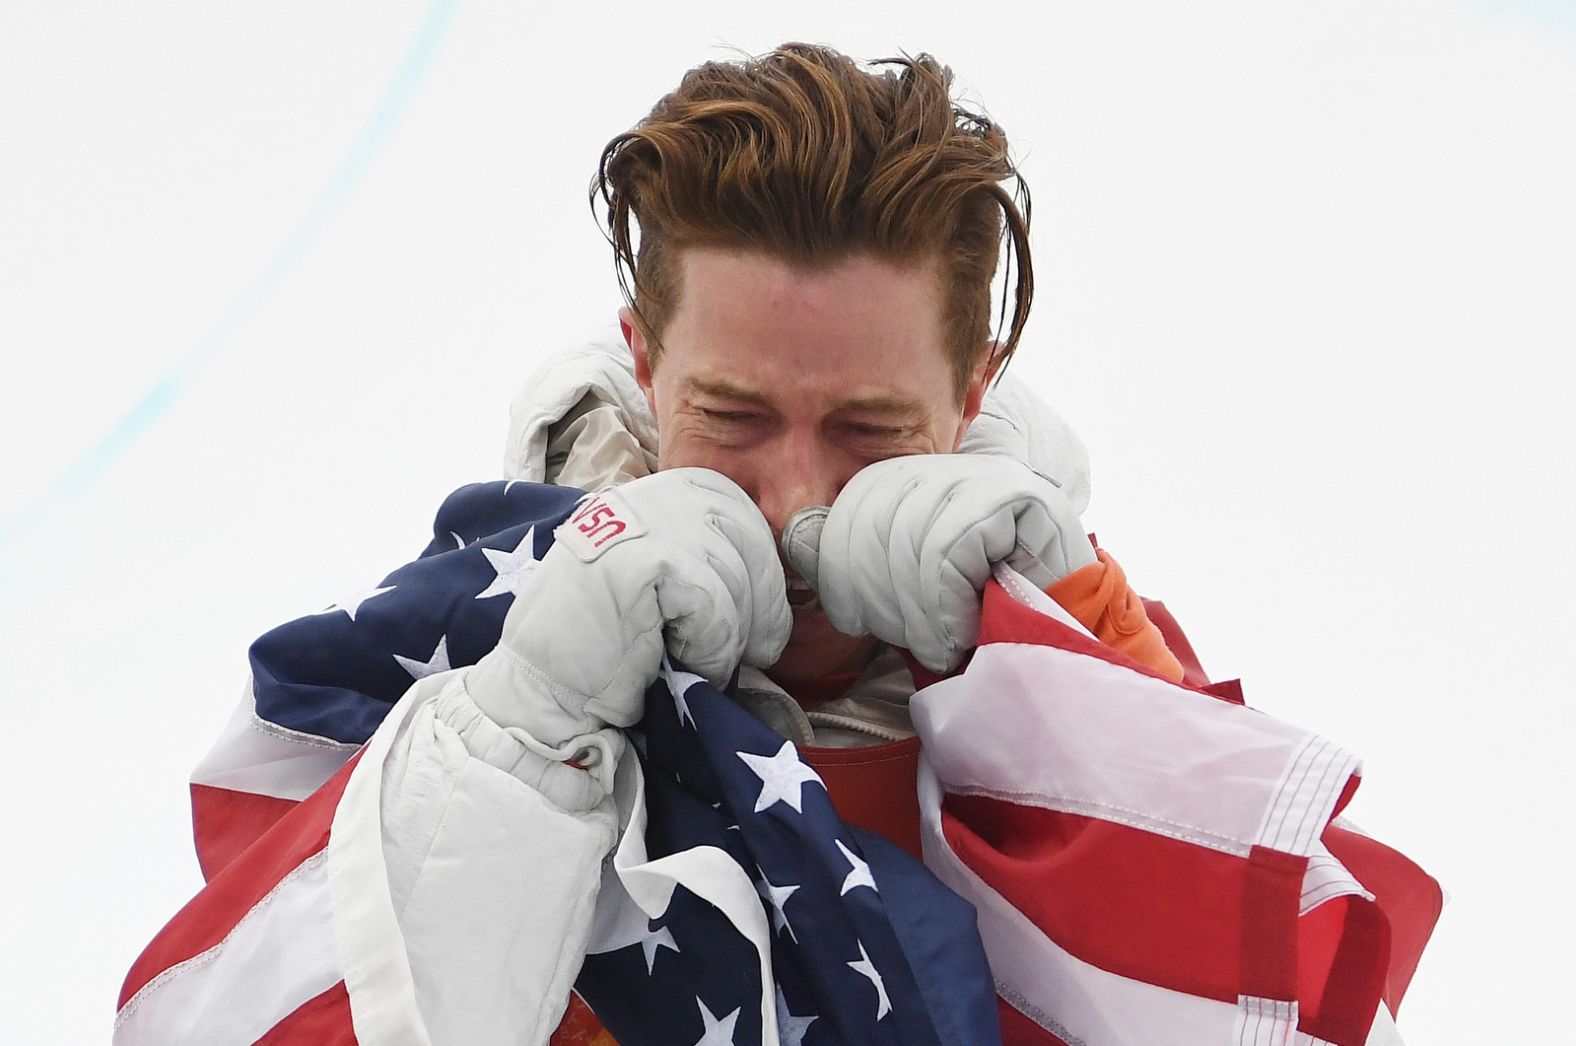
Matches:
[[781, 454, 1096, 674], [467, 468, 792, 748]]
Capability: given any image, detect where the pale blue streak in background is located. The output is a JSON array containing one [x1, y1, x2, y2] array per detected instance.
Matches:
[[0, 0, 460, 561], [1465, 0, 1576, 41], [5, 0, 1567, 569]]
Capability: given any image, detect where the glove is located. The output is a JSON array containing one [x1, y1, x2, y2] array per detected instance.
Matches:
[[467, 468, 792, 748], [781, 454, 1096, 674]]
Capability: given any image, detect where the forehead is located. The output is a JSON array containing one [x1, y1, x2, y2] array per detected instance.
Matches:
[[657, 246, 956, 407]]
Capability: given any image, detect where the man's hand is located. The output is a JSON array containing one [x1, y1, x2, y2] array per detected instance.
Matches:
[[467, 468, 792, 747], [781, 454, 1096, 674]]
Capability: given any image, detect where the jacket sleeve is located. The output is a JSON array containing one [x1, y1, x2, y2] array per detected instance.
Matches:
[[119, 481, 617, 1045], [353, 665, 625, 1044], [118, 662, 626, 1045], [1044, 547, 1188, 683]]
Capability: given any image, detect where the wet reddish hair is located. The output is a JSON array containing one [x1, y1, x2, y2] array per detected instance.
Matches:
[[592, 42, 1033, 399]]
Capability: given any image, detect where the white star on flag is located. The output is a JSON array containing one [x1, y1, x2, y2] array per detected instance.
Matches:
[[690, 998, 740, 1046], [639, 923, 680, 974], [449, 530, 466, 550], [316, 584, 395, 622], [835, 839, 877, 896], [846, 941, 891, 1020], [755, 872, 800, 940], [774, 986, 817, 1046], [474, 525, 540, 600], [394, 635, 451, 680], [661, 655, 706, 728], [737, 740, 823, 814]]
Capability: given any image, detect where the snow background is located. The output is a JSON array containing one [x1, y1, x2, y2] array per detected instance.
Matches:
[[2, 0, 1572, 1041]]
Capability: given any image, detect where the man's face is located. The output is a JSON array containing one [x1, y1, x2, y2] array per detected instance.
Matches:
[[623, 245, 989, 688]]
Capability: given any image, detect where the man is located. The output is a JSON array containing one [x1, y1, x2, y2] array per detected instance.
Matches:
[[116, 44, 1435, 1046]]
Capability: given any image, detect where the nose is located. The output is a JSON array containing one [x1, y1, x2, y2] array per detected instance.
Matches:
[[753, 433, 841, 542]]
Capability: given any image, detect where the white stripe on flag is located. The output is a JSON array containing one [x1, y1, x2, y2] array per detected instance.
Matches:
[[913, 639, 1358, 857], [1255, 735, 1363, 856], [1300, 844, 1374, 915], [113, 851, 341, 1046], [1234, 995, 1297, 1046], [190, 681, 359, 800], [992, 563, 1098, 639]]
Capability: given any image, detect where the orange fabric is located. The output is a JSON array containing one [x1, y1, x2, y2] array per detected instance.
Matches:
[[1045, 549, 1186, 683], [1142, 598, 1213, 688]]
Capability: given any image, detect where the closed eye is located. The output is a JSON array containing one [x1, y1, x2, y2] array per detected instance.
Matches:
[[844, 423, 908, 438]]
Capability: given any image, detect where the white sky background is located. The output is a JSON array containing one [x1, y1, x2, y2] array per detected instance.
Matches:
[[1, 0, 1572, 1041]]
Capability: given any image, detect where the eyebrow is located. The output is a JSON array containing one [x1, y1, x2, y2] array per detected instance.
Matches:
[[684, 377, 773, 408], [683, 377, 924, 417]]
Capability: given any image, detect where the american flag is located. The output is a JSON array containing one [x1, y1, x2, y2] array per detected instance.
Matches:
[[571, 656, 998, 1045], [115, 480, 1440, 1045]]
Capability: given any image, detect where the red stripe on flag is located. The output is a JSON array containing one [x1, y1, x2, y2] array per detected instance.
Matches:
[[120, 751, 364, 1007], [979, 581, 1233, 702], [1296, 892, 1388, 1044], [1330, 774, 1362, 824], [1201, 678, 1246, 705], [941, 795, 1306, 1004], [190, 783, 300, 882], [1240, 845, 1305, 1000], [1324, 823, 1443, 1014], [253, 980, 357, 1045]]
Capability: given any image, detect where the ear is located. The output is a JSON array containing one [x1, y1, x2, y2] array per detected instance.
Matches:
[[619, 306, 659, 419], [951, 340, 1001, 450]]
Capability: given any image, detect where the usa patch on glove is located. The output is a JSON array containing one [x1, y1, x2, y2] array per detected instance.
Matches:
[[556, 488, 648, 562]]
